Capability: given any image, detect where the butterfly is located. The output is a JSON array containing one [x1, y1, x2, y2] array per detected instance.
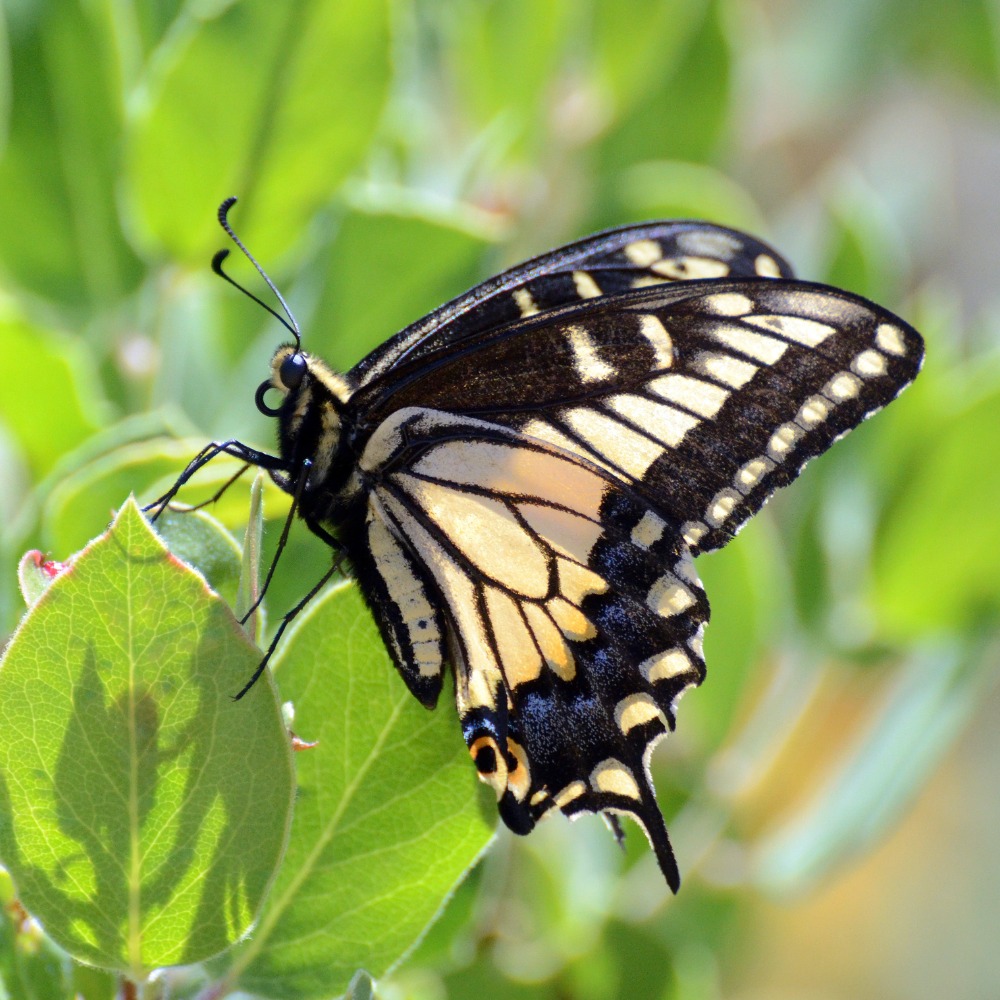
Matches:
[[148, 198, 923, 892]]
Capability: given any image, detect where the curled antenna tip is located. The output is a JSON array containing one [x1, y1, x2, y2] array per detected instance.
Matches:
[[218, 196, 238, 225], [211, 248, 231, 275], [209, 201, 301, 347]]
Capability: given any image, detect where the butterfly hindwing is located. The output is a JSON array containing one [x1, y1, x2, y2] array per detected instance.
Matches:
[[347, 407, 709, 890]]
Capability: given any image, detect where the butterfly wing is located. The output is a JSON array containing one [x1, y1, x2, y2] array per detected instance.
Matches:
[[346, 408, 708, 890], [350, 221, 794, 389], [349, 279, 924, 557]]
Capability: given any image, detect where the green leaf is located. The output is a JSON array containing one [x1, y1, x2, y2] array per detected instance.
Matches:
[[235, 472, 266, 636], [873, 382, 1000, 636], [0, 869, 75, 1000], [346, 969, 375, 1000], [0, 0, 143, 307], [0, 500, 294, 976], [36, 436, 288, 559], [592, 0, 705, 115], [150, 507, 243, 610], [445, 0, 574, 145], [690, 515, 785, 750], [221, 582, 494, 1000], [0, 316, 109, 482], [16, 551, 68, 609], [125, 0, 391, 262], [309, 196, 499, 370], [593, 0, 731, 194], [613, 160, 767, 235]]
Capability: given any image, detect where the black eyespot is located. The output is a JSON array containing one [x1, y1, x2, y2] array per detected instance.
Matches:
[[279, 352, 307, 390], [474, 745, 497, 775], [255, 380, 282, 417]]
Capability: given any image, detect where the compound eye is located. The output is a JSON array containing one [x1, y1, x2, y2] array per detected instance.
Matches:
[[279, 352, 307, 390]]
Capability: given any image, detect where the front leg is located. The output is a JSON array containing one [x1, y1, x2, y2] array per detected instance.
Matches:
[[144, 439, 291, 521]]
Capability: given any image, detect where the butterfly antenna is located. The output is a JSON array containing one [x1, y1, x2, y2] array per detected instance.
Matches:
[[212, 196, 301, 350]]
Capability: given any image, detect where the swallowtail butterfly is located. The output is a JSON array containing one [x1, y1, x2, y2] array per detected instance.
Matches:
[[149, 200, 923, 891]]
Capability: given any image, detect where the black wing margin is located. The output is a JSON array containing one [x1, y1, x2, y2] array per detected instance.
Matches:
[[350, 221, 794, 390]]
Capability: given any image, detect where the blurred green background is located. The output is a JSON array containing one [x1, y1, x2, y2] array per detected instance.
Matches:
[[1, 0, 998, 997]]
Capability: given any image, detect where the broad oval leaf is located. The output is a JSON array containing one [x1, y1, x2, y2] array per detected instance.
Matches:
[[124, 0, 391, 261], [0, 499, 294, 976], [222, 581, 495, 1000]]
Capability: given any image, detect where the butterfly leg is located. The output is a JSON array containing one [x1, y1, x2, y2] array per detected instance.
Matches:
[[232, 553, 345, 701], [144, 439, 290, 521]]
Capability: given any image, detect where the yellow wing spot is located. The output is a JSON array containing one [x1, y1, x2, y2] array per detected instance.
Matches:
[[631, 274, 669, 288], [696, 352, 758, 388], [648, 373, 730, 418], [823, 371, 862, 401], [746, 313, 835, 347], [530, 790, 549, 807], [608, 394, 701, 448], [755, 253, 782, 277], [505, 739, 532, 802], [674, 554, 700, 586], [564, 406, 664, 479], [523, 603, 576, 680], [367, 511, 442, 677], [572, 270, 603, 299], [521, 418, 616, 474], [413, 439, 608, 519], [624, 239, 663, 267], [704, 292, 754, 317], [565, 324, 615, 383], [546, 596, 596, 641], [647, 574, 696, 617], [706, 488, 740, 527], [852, 349, 888, 378], [513, 288, 540, 317], [398, 475, 550, 598], [553, 781, 587, 809], [380, 490, 507, 718], [631, 510, 667, 550], [652, 256, 729, 279], [640, 648, 692, 683], [876, 323, 907, 356], [795, 395, 832, 429], [484, 587, 542, 689], [688, 624, 705, 658], [639, 313, 674, 368], [467, 665, 501, 712], [615, 693, 667, 734], [557, 558, 608, 605], [767, 422, 804, 462], [470, 735, 508, 798], [681, 520, 708, 547], [591, 759, 642, 799], [711, 324, 789, 364], [734, 456, 774, 494], [518, 502, 603, 562], [677, 229, 742, 257]]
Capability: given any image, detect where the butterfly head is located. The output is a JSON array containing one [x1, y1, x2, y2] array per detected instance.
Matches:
[[255, 344, 308, 417]]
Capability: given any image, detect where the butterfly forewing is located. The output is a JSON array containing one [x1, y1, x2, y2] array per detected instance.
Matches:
[[351, 280, 923, 556]]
